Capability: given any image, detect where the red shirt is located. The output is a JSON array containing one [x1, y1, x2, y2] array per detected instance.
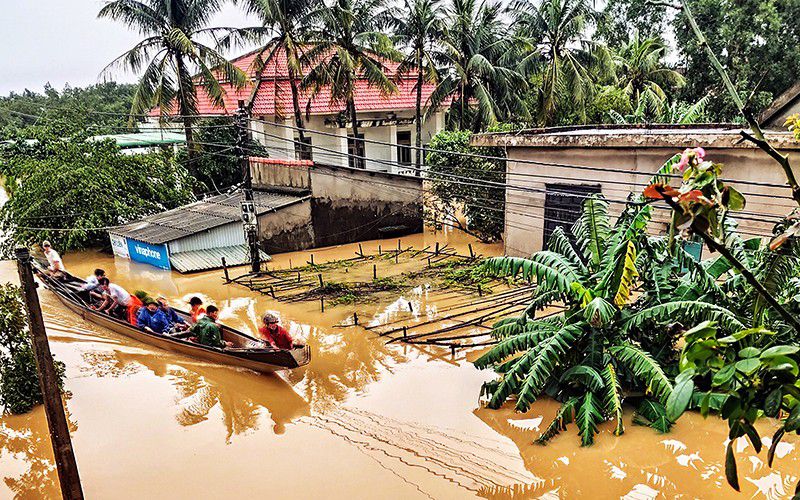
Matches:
[[259, 325, 293, 350]]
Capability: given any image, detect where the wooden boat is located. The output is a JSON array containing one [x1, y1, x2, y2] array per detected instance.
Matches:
[[33, 264, 311, 373]]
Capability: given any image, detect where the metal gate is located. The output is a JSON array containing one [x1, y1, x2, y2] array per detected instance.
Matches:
[[543, 183, 602, 246]]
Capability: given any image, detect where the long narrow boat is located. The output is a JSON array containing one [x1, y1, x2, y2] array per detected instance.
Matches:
[[34, 264, 311, 373]]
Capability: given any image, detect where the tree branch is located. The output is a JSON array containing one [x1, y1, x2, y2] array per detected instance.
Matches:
[[655, 186, 800, 334]]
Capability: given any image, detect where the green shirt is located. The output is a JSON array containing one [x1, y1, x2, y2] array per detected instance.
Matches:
[[191, 317, 224, 348]]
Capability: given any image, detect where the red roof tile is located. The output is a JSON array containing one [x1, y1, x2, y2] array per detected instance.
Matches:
[[153, 45, 443, 117]]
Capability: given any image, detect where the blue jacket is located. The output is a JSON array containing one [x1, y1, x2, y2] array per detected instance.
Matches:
[[160, 306, 185, 325], [137, 308, 170, 334]]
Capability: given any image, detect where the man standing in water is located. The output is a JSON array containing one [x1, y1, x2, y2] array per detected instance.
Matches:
[[259, 313, 294, 350]]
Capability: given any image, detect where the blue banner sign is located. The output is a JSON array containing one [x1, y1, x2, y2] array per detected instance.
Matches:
[[126, 238, 171, 270]]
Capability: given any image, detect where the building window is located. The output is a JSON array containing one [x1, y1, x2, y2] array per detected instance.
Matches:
[[543, 183, 602, 247], [397, 130, 412, 165], [295, 136, 312, 161], [348, 134, 365, 169]]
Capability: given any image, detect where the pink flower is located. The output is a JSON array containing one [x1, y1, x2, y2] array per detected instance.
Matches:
[[676, 147, 706, 172], [693, 147, 706, 160], [676, 149, 692, 171]]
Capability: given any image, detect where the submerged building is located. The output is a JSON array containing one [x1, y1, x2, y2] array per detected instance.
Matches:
[[472, 125, 800, 256]]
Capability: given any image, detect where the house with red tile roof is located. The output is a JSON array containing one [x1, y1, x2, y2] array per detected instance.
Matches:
[[150, 45, 450, 174]]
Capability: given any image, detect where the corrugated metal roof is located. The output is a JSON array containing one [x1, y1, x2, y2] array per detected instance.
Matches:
[[110, 190, 309, 245], [170, 245, 271, 273], [89, 131, 186, 148]]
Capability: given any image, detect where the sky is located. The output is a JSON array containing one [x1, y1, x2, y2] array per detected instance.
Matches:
[[0, 0, 258, 96]]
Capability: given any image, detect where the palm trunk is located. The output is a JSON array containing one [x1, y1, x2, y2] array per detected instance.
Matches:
[[174, 54, 197, 159], [459, 82, 466, 131], [415, 59, 424, 175], [288, 65, 306, 144], [348, 97, 363, 168]]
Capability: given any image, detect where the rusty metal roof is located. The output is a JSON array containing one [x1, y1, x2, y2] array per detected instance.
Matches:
[[109, 190, 309, 245], [170, 245, 271, 273]]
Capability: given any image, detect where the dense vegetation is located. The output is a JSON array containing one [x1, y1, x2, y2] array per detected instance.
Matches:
[[0, 133, 195, 254], [0, 284, 66, 415], [0, 82, 136, 139]]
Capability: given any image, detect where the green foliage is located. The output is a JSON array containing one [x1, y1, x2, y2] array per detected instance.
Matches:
[[0, 82, 136, 139], [425, 130, 506, 240], [0, 284, 66, 415], [0, 132, 195, 253], [669, 320, 800, 492]]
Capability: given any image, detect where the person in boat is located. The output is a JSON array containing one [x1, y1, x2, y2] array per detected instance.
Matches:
[[188, 296, 206, 323], [78, 268, 105, 303], [190, 305, 232, 348], [42, 241, 66, 277], [96, 277, 143, 325], [137, 299, 170, 334], [157, 297, 188, 331], [259, 313, 294, 350]]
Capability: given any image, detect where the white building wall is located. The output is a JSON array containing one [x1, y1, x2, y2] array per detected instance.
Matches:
[[249, 108, 446, 174]]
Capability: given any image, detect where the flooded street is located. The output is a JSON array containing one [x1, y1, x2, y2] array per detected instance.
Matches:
[[0, 230, 798, 499]]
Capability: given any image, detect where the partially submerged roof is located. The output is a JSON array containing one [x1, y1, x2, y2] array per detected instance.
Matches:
[[110, 190, 310, 245], [471, 124, 800, 149], [759, 81, 800, 128], [170, 245, 271, 273]]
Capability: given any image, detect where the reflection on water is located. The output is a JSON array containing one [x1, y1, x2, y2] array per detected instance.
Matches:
[[474, 399, 800, 499]]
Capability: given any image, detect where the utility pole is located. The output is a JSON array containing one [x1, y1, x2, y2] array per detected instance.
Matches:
[[235, 100, 261, 273], [15, 248, 83, 500]]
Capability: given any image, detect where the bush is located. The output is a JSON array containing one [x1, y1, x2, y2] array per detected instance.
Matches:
[[0, 283, 65, 415], [425, 131, 506, 241]]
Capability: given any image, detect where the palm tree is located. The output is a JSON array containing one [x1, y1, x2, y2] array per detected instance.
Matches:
[[392, 0, 444, 169], [428, 0, 527, 131], [511, 0, 611, 125], [226, 0, 317, 144], [613, 33, 685, 117], [301, 0, 401, 150], [99, 0, 248, 156]]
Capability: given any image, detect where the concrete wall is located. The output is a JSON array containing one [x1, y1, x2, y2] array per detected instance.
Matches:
[[257, 199, 315, 254], [250, 157, 311, 192], [308, 163, 423, 247], [500, 144, 800, 256]]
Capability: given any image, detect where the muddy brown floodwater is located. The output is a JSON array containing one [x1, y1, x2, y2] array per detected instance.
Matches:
[[0, 229, 798, 499]]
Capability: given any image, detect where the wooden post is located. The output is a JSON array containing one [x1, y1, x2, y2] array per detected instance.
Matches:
[[435, 242, 440, 255], [403, 326, 407, 339], [407, 301, 413, 313], [477, 284, 483, 297], [289, 258, 293, 269], [269, 285, 276, 299], [297, 272, 301, 283], [320, 297, 325, 312], [15, 248, 84, 500], [310, 254, 315, 266], [358, 243, 363, 257], [221, 257, 230, 283], [468, 244, 474, 258], [427, 257, 431, 267], [373, 264, 377, 280], [450, 344, 457, 356], [378, 245, 382, 255], [397, 239, 401, 251], [395, 252, 399, 264], [353, 312, 359, 325], [317, 274, 324, 287]]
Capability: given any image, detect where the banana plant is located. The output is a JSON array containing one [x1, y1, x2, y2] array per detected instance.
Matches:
[[475, 194, 743, 446]]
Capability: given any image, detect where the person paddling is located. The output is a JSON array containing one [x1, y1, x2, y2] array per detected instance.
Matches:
[[259, 313, 294, 350]]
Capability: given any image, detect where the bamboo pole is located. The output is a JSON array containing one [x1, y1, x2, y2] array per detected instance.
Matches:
[[15, 249, 84, 500]]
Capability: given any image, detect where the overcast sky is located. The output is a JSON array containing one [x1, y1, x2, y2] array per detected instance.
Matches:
[[0, 0, 257, 96]]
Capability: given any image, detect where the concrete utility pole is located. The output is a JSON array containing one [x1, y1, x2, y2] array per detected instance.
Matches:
[[14, 248, 83, 500], [235, 100, 262, 273]]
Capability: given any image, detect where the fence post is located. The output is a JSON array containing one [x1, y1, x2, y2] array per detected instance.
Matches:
[[15, 248, 84, 500]]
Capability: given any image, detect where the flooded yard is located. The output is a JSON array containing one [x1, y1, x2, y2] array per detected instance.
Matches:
[[0, 230, 798, 499]]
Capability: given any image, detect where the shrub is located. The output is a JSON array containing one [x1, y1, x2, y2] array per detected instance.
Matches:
[[0, 283, 65, 415]]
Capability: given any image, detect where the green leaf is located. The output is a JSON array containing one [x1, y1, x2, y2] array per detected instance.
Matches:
[[535, 398, 579, 445], [735, 358, 761, 376], [725, 441, 740, 491], [666, 373, 694, 421], [576, 392, 603, 447], [786, 405, 800, 432], [764, 388, 782, 418], [560, 365, 605, 392], [610, 344, 673, 404], [738, 347, 761, 358], [582, 297, 616, 327], [743, 422, 762, 453], [633, 400, 673, 433], [601, 363, 624, 436], [765, 356, 799, 377], [725, 186, 746, 211], [768, 428, 785, 467], [760, 345, 800, 359], [624, 301, 745, 336], [712, 364, 737, 387], [719, 327, 774, 344]]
